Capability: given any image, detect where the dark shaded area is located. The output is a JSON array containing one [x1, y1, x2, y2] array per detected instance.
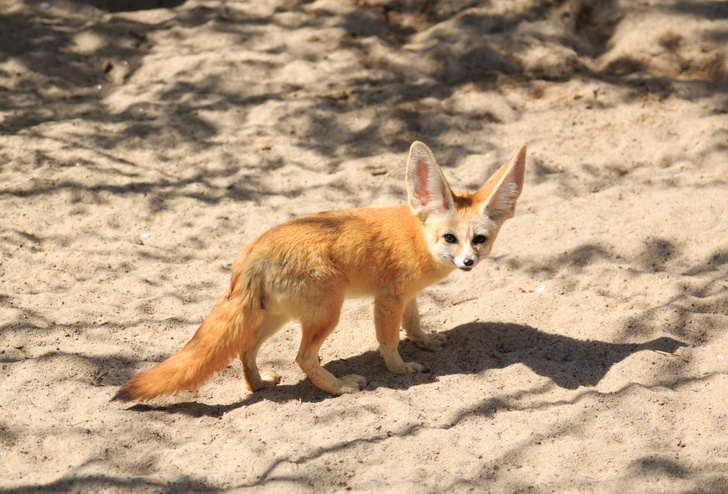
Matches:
[[114, 321, 684, 415], [78, 0, 187, 12], [1, 0, 726, 159], [0, 473, 220, 494], [674, 1, 728, 20]]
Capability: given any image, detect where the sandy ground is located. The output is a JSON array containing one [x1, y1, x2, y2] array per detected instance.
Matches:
[[1, 0, 728, 492]]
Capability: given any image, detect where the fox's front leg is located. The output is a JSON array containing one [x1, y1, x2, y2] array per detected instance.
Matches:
[[375, 297, 427, 375], [402, 298, 448, 351]]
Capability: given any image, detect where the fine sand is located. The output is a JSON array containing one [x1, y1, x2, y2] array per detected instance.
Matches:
[[1, 0, 727, 492]]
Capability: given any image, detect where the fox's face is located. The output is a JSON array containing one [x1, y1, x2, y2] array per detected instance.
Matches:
[[406, 142, 526, 272], [423, 200, 500, 271]]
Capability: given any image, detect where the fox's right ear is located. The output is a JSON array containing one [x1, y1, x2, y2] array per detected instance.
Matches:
[[406, 141, 455, 220], [476, 144, 527, 222]]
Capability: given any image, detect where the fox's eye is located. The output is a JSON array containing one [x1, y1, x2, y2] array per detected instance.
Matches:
[[443, 234, 458, 244], [473, 235, 488, 244]]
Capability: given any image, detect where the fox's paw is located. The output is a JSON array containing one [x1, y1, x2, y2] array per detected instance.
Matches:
[[403, 361, 428, 374], [389, 361, 428, 375], [336, 374, 368, 394], [411, 332, 448, 351], [256, 372, 281, 390]]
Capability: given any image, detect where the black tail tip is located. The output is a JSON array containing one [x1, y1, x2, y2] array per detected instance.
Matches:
[[110, 387, 132, 402]]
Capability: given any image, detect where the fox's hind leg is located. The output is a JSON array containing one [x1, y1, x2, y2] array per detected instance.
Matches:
[[240, 314, 288, 391], [296, 295, 367, 395], [402, 298, 448, 351], [376, 297, 428, 375]]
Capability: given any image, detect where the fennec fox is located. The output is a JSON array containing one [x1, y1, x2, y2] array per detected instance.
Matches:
[[112, 141, 526, 401]]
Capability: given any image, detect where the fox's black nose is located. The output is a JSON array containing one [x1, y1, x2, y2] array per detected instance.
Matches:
[[463, 259, 474, 267]]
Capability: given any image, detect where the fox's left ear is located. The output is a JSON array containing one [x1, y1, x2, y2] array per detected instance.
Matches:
[[476, 145, 527, 222], [406, 141, 456, 220]]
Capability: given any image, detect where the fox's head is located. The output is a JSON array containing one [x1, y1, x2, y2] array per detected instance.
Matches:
[[406, 141, 526, 272]]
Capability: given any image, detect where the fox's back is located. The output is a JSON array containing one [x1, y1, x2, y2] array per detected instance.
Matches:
[[243, 204, 450, 301]]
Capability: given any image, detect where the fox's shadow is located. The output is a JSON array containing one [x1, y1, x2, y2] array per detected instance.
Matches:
[[127, 322, 685, 416], [330, 322, 684, 392]]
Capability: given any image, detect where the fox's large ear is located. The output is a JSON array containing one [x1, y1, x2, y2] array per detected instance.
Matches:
[[406, 141, 455, 220], [476, 145, 527, 222]]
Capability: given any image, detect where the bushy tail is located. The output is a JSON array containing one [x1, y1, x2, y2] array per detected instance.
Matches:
[[112, 247, 262, 402]]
